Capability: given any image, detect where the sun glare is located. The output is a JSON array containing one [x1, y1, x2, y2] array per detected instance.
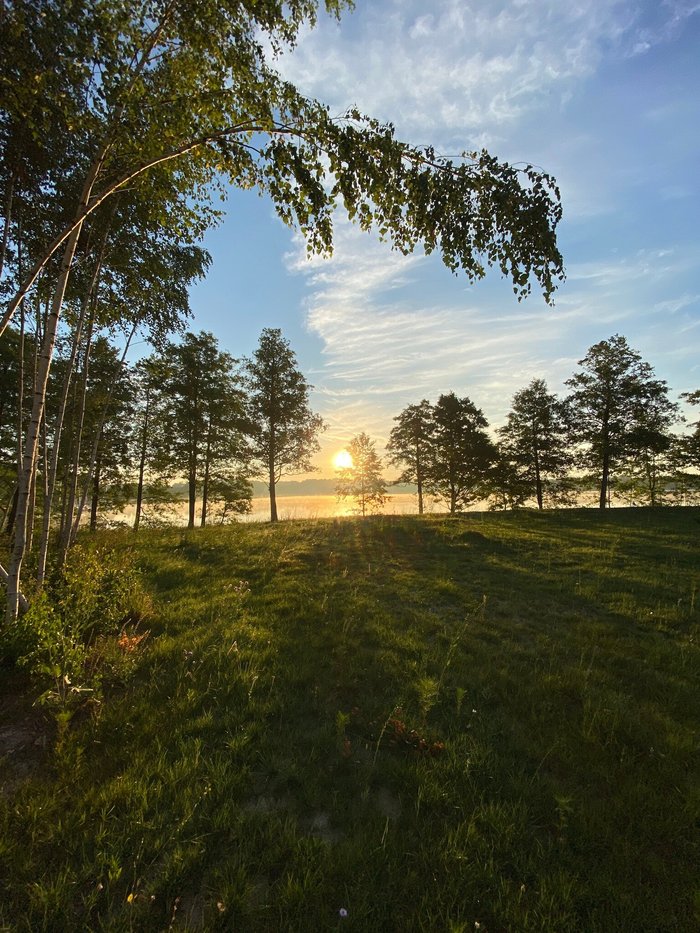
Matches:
[[333, 449, 353, 470]]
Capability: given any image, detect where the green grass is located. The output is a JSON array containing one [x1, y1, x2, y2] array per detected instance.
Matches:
[[1, 508, 699, 931]]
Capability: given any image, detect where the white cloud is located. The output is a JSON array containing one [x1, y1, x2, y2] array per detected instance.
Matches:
[[653, 293, 700, 315], [287, 222, 700, 459], [274, 0, 691, 145]]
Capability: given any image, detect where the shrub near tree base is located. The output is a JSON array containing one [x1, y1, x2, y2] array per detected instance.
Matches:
[[2, 542, 150, 708]]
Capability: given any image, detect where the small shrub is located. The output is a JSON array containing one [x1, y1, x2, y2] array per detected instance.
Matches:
[[3, 542, 151, 709]]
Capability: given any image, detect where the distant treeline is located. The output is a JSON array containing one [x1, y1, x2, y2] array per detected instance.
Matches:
[[1, 327, 323, 543]]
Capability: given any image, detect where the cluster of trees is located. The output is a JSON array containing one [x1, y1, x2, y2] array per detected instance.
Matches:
[[385, 335, 699, 513], [0, 327, 323, 538]]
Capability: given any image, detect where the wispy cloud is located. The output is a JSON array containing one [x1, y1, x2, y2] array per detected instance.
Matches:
[[276, 0, 695, 145], [287, 221, 700, 457]]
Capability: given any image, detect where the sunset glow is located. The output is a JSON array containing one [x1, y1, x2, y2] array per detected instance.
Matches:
[[333, 449, 353, 470]]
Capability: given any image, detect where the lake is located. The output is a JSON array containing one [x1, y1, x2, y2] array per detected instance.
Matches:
[[109, 492, 462, 527]]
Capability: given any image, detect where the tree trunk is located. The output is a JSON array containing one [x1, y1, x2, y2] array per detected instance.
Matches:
[[200, 418, 212, 527], [0, 563, 28, 615], [0, 167, 15, 282], [449, 472, 457, 515], [645, 454, 657, 507], [37, 296, 93, 579], [90, 447, 101, 532], [3, 486, 18, 537], [68, 324, 136, 553], [59, 318, 94, 559], [25, 296, 47, 557], [416, 449, 424, 516], [599, 449, 610, 509], [268, 423, 278, 523], [533, 440, 543, 510], [16, 292, 25, 479], [37, 225, 109, 583], [133, 388, 151, 532], [188, 464, 196, 529], [598, 406, 611, 510]]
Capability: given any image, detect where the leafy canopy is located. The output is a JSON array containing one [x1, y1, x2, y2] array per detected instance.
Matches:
[[1, 0, 564, 334]]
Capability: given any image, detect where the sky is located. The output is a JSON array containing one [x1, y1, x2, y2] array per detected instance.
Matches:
[[186, 0, 700, 478]]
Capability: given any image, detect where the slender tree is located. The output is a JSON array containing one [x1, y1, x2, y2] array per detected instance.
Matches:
[[130, 359, 162, 533], [427, 393, 497, 515], [498, 378, 571, 509], [668, 391, 700, 504], [566, 335, 676, 509], [244, 329, 324, 523], [387, 400, 434, 515], [155, 332, 248, 529], [335, 433, 388, 517]]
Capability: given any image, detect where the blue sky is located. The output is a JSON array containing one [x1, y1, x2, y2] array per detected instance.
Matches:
[[187, 0, 700, 477]]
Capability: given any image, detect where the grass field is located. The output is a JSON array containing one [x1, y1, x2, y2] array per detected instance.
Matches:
[[1, 508, 699, 931]]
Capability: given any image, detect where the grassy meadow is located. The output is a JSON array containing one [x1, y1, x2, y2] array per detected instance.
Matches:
[[1, 508, 699, 931]]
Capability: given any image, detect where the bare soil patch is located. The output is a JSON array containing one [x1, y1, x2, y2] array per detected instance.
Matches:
[[0, 669, 54, 795]]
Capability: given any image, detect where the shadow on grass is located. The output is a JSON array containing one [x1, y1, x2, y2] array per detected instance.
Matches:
[[1, 511, 698, 931]]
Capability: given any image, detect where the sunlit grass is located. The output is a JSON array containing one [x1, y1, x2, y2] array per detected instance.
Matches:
[[1, 508, 698, 931]]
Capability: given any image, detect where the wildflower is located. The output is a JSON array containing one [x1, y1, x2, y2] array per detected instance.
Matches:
[[339, 907, 348, 918]]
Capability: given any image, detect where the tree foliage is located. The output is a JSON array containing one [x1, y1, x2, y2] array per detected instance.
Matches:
[[498, 378, 571, 509], [426, 393, 496, 515], [244, 328, 324, 522], [335, 433, 388, 517], [566, 335, 677, 509], [387, 400, 434, 515]]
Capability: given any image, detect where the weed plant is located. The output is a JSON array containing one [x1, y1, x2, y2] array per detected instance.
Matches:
[[1, 540, 151, 709], [0, 509, 698, 931]]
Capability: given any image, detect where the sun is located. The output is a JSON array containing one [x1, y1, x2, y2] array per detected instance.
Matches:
[[333, 449, 353, 470]]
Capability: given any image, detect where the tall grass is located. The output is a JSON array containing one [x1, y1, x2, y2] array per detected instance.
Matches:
[[1, 509, 698, 931]]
